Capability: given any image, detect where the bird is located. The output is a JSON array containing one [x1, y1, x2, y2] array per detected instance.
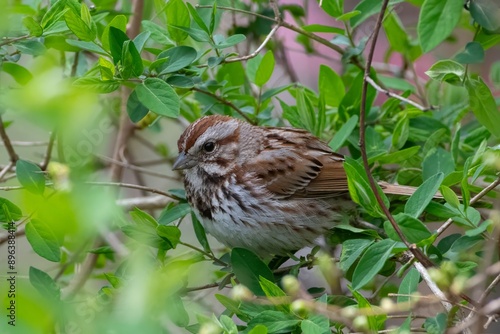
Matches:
[[173, 115, 418, 256]]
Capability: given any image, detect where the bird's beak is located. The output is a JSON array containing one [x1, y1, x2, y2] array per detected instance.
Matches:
[[172, 152, 197, 170]]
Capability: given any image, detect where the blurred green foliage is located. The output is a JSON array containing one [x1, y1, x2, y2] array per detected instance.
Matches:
[[1, 0, 500, 333]]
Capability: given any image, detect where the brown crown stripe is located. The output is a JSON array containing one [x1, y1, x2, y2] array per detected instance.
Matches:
[[179, 115, 239, 152]]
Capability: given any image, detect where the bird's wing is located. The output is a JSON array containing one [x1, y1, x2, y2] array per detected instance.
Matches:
[[246, 128, 349, 199]]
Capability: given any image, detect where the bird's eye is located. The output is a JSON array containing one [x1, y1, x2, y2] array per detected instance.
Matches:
[[203, 141, 216, 153]]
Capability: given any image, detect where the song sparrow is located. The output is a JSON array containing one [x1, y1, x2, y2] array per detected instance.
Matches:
[[173, 115, 415, 255]]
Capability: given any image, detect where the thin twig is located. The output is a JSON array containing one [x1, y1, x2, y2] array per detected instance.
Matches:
[[116, 195, 172, 211], [479, 274, 500, 305], [183, 282, 223, 293], [365, 76, 429, 111], [94, 154, 177, 180], [0, 34, 30, 47], [0, 116, 18, 163], [226, 25, 280, 63], [357, 0, 433, 268], [40, 130, 57, 170], [85, 181, 178, 199], [179, 241, 227, 267], [0, 141, 48, 146], [192, 87, 254, 124], [0, 162, 13, 182], [0, 225, 25, 245], [413, 262, 452, 311]]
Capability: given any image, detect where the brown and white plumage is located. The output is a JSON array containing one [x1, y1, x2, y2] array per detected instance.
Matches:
[[173, 115, 414, 255]]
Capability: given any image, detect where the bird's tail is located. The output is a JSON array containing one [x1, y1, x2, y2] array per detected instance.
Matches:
[[378, 181, 443, 198]]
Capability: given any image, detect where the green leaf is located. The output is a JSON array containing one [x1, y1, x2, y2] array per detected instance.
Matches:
[[466, 77, 500, 138], [397, 268, 420, 304], [319, 65, 345, 107], [350, 288, 385, 331], [16, 159, 45, 195], [490, 61, 500, 88], [25, 219, 61, 262], [379, 76, 417, 92], [29, 267, 60, 301], [170, 25, 211, 42], [80, 3, 92, 26], [392, 116, 409, 149], [157, 46, 197, 74], [121, 40, 144, 79], [1, 62, 33, 85], [253, 51, 275, 87], [448, 235, 483, 254], [328, 115, 358, 151], [191, 213, 211, 252], [23, 16, 43, 37], [101, 15, 127, 51], [248, 325, 268, 334], [156, 225, 181, 249], [14, 40, 47, 56], [130, 208, 158, 227], [126, 90, 149, 123], [317, 0, 343, 18], [64, 6, 96, 41], [454, 42, 484, 64], [371, 146, 420, 164], [247, 311, 300, 333], [384, 213, 432, 244], [215, 294, 242, 316], [405, 172, 444, 218], [166, 75, 195, 88], [166, 0, 190, 43], [220, 314, 238, 334], [209, 1, 217, 34], [350, 0, 405, 28], [418, 0, 463, 52], [383, 12, 408, 53], [259, 276, 289, 312], [352, 239, 397, 290], [41, 0, 67, 29], [158, 202, 191, 225], [422, 148, 455, 180], [135, 78, 180, 118], [440, 185, 460, 209], [73, 77, 120, 93], [336, 10, 361, 21], [98, 57, 115, 80], [425, 60, 465, 85], [186, 2, 209, 33], [470, 0, 500, 32], [231, 248, 274, 296], [302, 24, 344, 34], [214, 34, 246, 49], [0, 198, 22, 222], [301, 318, 329, 334], [259, 276, 286, 298], [133, 31, 151, 52], [338, 71, 376, 121], [122, 225, 170, 249], [108, 26, 129, 64], [424, 313, 447, 334], [65, 39, 108, 56], [339, 238, 374, 272], [344, 156, 389, 218], [142, 20, 175, 45]]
